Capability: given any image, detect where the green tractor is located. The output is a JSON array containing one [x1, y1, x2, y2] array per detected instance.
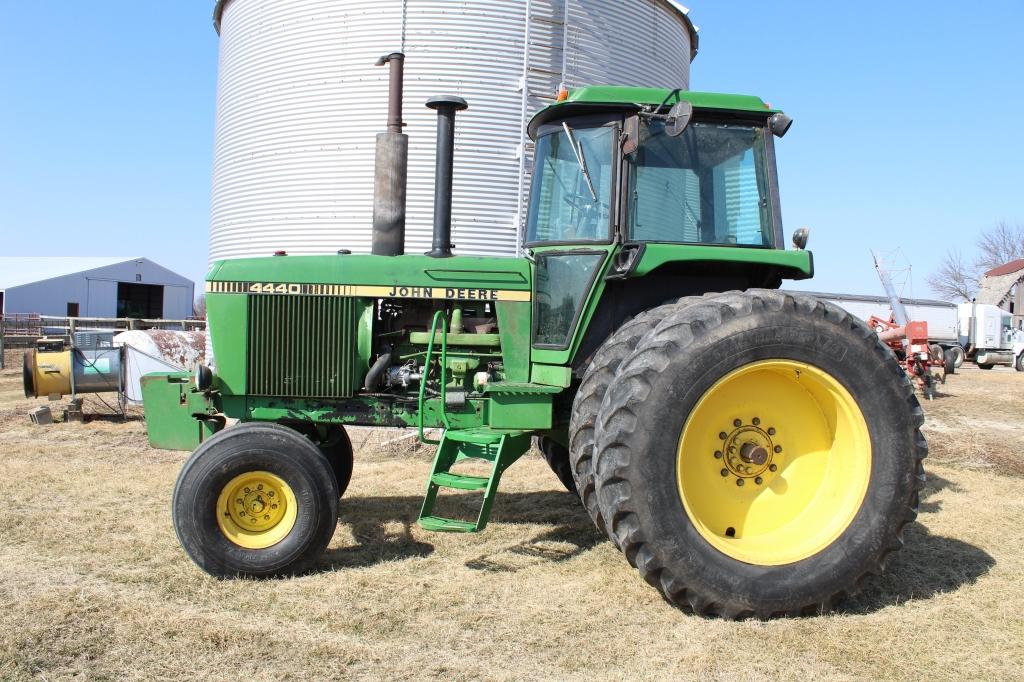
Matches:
[[145, 72, 926, 618]]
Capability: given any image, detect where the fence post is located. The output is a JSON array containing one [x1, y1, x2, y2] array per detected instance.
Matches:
[[0, 316, 5, 370]]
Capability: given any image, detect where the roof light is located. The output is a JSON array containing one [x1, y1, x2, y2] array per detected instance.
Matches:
[[556, 87, 569, 102]]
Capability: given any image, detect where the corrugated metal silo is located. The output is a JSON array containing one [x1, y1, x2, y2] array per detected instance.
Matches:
[[209, 0, 698, 263]]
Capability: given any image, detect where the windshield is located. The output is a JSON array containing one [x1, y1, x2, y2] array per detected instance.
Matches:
[[628, 120, 773, 247], [526, 124, 614, 244]]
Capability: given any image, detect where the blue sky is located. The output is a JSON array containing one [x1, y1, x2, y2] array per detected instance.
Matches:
[[1, 1, 1022, 298]]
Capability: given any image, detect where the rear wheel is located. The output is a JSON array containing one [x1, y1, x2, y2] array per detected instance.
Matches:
[[536, 436, 576, 493], [1016, 353, 1024, 372], [172, 422, 339, 578], [594, 290, 926, 618], [569, 301, 691, 538]]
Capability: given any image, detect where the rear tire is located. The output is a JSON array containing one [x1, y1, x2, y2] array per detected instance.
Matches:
[[568, 301, 692, 538], [172, 422, 339, 578], [978, 363, 994, 370], [594, 290, 926, 618], [1015, 354, 1024, 372], [536, 437, 576, 493]]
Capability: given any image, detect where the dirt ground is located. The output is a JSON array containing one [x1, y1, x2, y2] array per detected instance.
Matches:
[[1, 348, 1022, 680]]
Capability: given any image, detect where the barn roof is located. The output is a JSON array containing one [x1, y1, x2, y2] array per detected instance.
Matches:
[[0, 257, 140, 290], [984, 259, 1024, 277]]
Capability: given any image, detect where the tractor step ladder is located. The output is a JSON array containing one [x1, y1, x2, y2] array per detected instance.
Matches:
[[418, 427, 531, 532]]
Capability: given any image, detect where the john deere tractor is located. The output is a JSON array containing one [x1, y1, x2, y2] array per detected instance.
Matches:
[[144, 64, 925, 618]]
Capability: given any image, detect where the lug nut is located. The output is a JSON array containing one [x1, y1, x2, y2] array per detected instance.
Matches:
[[733, 419, 742, 428], [720, 469, 729, 477], [768, 427, 776, 436], [271, 504, 278, 509], [244, 487, 251, 494], [755, 476, 763, 485], [769, 464, 778, 472], [774, 445, 782, 453], [257, 484, 264, 490], [714, 450, 723, 459], [736, 479, 745, 487], [752, 417, 761, 426], [264, 514, 270, 520], [268, 491, 275, 497], [719, 432, 728, 440]]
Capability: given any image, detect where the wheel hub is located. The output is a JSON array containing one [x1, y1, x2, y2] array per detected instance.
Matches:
[[216, 471, 297, 549], [719, 422, 778, 482], [677, 359, 872, 566]]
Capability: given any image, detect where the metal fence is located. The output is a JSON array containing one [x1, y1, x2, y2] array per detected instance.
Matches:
[[0, 315, 207, 369]]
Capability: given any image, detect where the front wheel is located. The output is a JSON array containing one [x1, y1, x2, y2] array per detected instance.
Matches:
[[172, 422, 339, 578], [594, 290, 926, 618], [1016, 353, 1024, 372]]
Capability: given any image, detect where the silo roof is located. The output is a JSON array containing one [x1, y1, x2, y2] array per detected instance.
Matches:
[[212, 0, 699, 53]]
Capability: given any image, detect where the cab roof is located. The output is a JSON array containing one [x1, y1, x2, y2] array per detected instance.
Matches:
[[528, 86, 778, 139]]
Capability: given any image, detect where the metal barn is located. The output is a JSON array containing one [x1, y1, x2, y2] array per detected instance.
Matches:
[[0, 257, 195, 319]]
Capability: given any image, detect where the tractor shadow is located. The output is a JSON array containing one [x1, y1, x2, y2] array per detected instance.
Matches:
[[837, 472, 993, 615], [317, 489, 598, 572], [316, 475, 993, 616]]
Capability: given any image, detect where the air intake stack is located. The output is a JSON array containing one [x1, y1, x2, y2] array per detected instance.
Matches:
[[371, 53, 408, 256], [424, 95, 468, 258]]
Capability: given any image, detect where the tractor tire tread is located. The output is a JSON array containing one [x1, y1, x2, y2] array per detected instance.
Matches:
[[568, 297, 703, 538], [593, 289, 927, 619]]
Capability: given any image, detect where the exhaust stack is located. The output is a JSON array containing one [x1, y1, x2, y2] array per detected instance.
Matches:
[[424, 95, 468, 258], [371, 53, 408, 256]]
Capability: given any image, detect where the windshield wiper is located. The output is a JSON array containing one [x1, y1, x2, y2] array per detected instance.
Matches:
[[562, 121, 598, 201]]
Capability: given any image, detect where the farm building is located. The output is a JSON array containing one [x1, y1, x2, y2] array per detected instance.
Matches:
[[977, 259, 1024, 327], [0, 257, 194, 319]]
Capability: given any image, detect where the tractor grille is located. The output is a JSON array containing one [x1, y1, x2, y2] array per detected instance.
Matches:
[[247, 295, 360, 399]]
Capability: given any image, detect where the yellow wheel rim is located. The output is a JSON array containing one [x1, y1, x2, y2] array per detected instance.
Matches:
[[677, 360, 871, 566], [216, 471, 297, 549]]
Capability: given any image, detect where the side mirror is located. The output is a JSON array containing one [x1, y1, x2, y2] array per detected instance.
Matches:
[[665, 101, 693, 137], [622, 115, 640, 154]]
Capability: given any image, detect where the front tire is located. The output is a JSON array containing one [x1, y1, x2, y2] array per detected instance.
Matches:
[[172, 422, 339, 578], [594, 290, 926, 618]]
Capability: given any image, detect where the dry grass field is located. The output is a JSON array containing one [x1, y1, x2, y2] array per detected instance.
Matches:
[[1, 348, 1023, 680]]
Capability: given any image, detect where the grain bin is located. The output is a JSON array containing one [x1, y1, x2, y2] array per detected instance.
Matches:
[[209, 0, 698, 262]]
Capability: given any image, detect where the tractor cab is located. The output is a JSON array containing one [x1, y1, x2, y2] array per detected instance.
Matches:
[[523, 87, 809, 361]]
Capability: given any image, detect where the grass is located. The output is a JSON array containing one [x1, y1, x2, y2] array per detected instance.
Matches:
[[1, 349, 1022, 680]]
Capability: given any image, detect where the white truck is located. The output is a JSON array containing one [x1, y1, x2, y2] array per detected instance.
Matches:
[[957, 302, 1024, 371]]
